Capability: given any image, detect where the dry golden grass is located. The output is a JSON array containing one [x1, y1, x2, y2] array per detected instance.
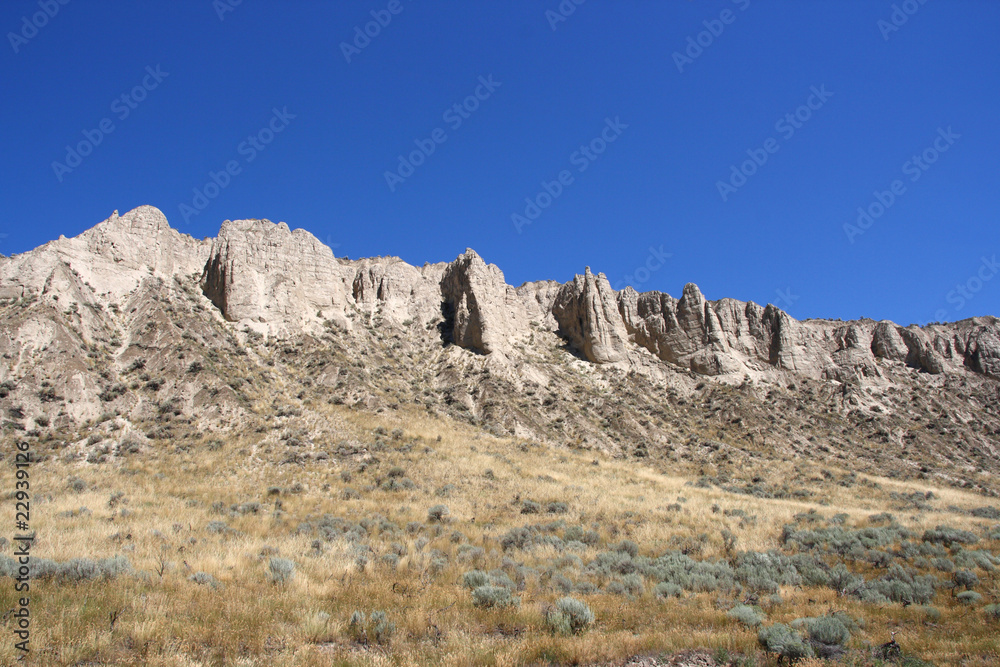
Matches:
[[2, 403, 999, 666]]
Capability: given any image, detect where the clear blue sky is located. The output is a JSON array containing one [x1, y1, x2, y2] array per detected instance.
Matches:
[[2, 1, 998, 326]]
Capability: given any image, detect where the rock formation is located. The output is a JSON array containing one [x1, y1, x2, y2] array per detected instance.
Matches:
[[1, 204, 999, 433]]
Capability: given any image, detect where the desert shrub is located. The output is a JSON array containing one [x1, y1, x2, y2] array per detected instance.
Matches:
[[916, 542, 949, 558], [574, 581, 598, 594], [268, 557, 295, 584], [987, 525, 1000, 541], [866, 549, 894, 569], [347, 610, 395, 645], [827, 563, 862, 593], [653, 581, 684, 600], [922, 525, 979, 548], [758, 623, 813, 661], [789, 553, 830, 586], [735, 551, 800, 593], [553, 554, 582, 570], [500, 526, 535, 551], [727, 604, 764, 628], [639, 550, 736, 593], [205, 520, 228, 534], [620, 573, 644, 596], [984, 604, 1000, 620], [805, 614, 851, 656], [427, 505, 450, 523], [953, 569, 979, 591], [588, 549, 637, 577], [957, 591, 982, 605], [457, 545, 485, 562], [605, 580, 627, 596], [954, 548, 998, 572], [869, 512, 895, 524], [867, 564, 937, 605], [971, 506, 1000, 520], [230, 502, 261, 515], [380, 477, 415, 491], [521, 500, 541, 515], [0, 555, 133, 582], [471, 585, 519, 608], [67, 477, 88, 493], [551, 573, 573, 593], [545, 596, 594, 635], [435, 484, 455, 497], [488, 569, 517, 590], [931, 557, 955, 572], [189, 572, 219, 589], [546, 501, 569, 514], [614, 540, 640, 558]]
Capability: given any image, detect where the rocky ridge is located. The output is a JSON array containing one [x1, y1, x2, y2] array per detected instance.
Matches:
[[2, 206, 999, 494]]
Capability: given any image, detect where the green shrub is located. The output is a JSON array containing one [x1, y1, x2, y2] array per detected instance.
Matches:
[[546, 501, 569, 514], [653, 582, 682, 599], [0, 555, 132, 582], [605, 580, 627, 596], [545, 596, 594, 635], [758, 623, 813, 661], [613, 540, 639, 557], [956, 591, 982, 605], [953, 569, 979, 590], [500, 526, 536, 551], [727, 604, 764, 628], [954, 548, 998, 572], [922, 525, 979, 548], [931, 557, 955, 572], [472, 585, 520, 609], [427, 505, 450, 522], [806, 614, 850, 647]]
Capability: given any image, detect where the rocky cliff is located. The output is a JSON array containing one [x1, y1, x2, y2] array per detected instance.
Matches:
[[2, 206, 999, 494]]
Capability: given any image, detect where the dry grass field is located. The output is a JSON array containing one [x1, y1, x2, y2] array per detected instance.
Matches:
[[3, 401, 999, 666]]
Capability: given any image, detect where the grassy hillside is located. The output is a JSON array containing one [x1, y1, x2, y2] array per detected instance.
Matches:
[[3, 402, 999, 666]]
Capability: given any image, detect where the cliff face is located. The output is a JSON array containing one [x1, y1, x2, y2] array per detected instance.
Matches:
[[2, 205, 1000, 494], [5, 205, 998, 385]]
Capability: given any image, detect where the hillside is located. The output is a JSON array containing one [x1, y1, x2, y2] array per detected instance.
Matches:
[[1, 206, 998, 665]]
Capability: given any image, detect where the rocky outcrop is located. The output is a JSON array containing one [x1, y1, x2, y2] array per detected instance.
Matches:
[[0, 206, 210, 305], [200, 219, 353, 332], [3, 205, 997, 388], [552, 268, 630, 363], [440, 249, 526, 355], [964, 327, 1000, 378], [352, 257, 444, 326], [80, 206, 208, 279]]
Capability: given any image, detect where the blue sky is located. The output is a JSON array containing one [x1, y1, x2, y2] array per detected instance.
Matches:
[[1, 0, 998, 326]]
